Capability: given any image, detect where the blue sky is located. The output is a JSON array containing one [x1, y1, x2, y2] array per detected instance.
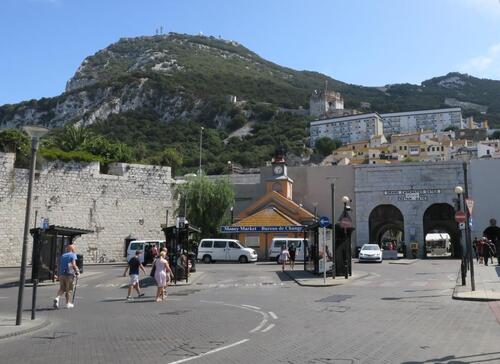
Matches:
[[1, 0, 500, 105]]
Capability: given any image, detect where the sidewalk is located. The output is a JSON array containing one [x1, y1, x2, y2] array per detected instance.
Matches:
[[0, 314, 50, 340], [453, 262, 500, 301], [283, 269, 369, 287]]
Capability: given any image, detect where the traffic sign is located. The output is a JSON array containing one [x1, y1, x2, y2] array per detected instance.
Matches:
[[465, 198, 474, 215], [42, 218, 49, 230], [319, 216, 330, 228], [458, 222, 465, 230], [454, 210, 466, 223], [340, 217, 352, 229]]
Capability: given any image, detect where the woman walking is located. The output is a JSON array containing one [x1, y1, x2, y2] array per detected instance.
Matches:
[[279, 245, 290, 272], [154, 251, 173, 302]]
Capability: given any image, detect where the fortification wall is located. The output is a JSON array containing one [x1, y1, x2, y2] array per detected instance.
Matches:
[[0, 153, 177, 266]]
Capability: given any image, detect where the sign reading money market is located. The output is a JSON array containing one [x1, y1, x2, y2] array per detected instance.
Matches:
[[220, 225, 305, 233]]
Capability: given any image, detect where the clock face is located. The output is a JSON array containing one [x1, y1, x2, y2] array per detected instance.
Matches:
[[273, 165, 283, 175]]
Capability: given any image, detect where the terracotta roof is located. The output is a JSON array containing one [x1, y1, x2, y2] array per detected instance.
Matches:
[[235, 207, 302, 226], [236, 191, 314, 223]]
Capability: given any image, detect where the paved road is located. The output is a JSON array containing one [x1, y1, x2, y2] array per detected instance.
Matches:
[[0, 260, 499, 363]]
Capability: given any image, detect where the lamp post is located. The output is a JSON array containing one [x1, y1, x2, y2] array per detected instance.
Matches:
[[199, 126, 204, 176], [461, 162, 475, 291], [455, 186, 466, 286], [16, 125, 48, 326], [342, 196, 351, 279]]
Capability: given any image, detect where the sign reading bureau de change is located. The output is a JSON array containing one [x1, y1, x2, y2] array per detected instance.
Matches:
[[220, 225, 305, 233], [383, 188, 441, 201]]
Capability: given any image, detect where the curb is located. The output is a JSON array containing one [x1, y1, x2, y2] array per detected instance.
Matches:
[[0, 319, 50, 340], [284, 270, 370, 287], [451, 267, 500, 302], [452, 293, 500, 302]]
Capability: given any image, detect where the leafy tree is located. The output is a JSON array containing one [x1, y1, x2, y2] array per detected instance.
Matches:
[[175, 176, 234, 238], [491, 131, 500, 139], [0, 128, 31, 167], [443, 125, 459, 132], [315, 137, 341, 156], [149, 147, 183, 175], [48, 124, 95, 152]]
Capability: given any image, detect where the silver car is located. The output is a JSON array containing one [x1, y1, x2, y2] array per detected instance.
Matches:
[[359, 244, 383, 263]]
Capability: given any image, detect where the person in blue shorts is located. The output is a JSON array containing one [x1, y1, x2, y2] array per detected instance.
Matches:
[[53, 244, 80, 309]]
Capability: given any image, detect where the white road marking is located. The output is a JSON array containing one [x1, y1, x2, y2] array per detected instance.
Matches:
[[166, 339, 250, 364], [200, 300, 225, 304], [241, 304, 260, 310], [249, 318, 268, 333], [268, 311, 278, 319], [261, 324, 275, 333]]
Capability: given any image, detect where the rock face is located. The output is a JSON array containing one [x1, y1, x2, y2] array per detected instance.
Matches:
[[1, 34, 500, 130]]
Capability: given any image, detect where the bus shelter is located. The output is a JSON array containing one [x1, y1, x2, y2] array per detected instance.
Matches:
[[303, 221, 354, 277], [161, 223, 201, 283], [30, 225, 93, 282]]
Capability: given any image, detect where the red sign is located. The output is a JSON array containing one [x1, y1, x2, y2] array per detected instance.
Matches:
[[340, 217, 352, 229], [455, 210, 466, 223]]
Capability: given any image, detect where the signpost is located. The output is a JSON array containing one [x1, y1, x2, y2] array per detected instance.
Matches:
[[454, 210, 466, 224], [340, 217, 352, 229], [319, 216, 330, 284]]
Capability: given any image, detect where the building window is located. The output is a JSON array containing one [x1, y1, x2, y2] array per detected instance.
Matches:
[[245, 235, 260, 247]]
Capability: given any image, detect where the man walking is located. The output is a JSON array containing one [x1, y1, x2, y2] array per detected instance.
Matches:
[[53, 244, 80, 309], [123, 250, 146, 300]]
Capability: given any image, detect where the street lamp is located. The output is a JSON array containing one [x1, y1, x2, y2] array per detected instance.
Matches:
[[341, 196, 351, 279], [455, 185, 466, 286], [16, 125, 49, 326], [199, 126, 204, 176]]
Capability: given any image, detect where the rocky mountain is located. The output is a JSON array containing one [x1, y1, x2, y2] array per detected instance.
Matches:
[[1, 33, 500, 131]]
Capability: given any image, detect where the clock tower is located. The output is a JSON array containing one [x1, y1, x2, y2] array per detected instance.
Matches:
[[267, 146, 293, 200]]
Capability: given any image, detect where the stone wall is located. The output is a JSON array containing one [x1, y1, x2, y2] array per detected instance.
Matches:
[[354, 161, 465, 257], [0, 153, 177, 266]]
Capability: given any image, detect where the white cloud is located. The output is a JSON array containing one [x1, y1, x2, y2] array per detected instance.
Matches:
[[459, 43, 500, 78]]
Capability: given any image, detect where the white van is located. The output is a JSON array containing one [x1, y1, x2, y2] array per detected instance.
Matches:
[[197, 239, 258, 263], [269, 238, 307, 261], [126, 240, 165, 265]]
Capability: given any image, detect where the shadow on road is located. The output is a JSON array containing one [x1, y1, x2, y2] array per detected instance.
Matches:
[[401, 351, 500, 363]]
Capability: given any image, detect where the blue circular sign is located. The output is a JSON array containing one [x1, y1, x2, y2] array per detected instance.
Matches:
[[319, 216, 330, 228]]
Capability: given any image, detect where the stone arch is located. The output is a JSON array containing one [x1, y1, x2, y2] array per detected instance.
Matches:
[[369, 204, 404, 245], [422, 203, 461, 258]]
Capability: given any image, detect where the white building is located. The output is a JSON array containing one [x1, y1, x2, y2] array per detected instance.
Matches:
[[310, 113, 384, 146], [380, 108, 463, 135]]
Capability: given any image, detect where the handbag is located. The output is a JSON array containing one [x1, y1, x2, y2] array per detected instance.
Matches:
[[150, 259, 157, 277]]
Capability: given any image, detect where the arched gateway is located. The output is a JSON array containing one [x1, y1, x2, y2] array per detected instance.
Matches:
[[422, 203, 461, 258], [369, 204, 404, 245]]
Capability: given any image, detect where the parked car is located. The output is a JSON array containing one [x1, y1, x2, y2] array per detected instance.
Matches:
[[126, 240, 165, 265], [358, 244, 383, 263], [197, 239, 258, 263], [268, 238, 307, 262]]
